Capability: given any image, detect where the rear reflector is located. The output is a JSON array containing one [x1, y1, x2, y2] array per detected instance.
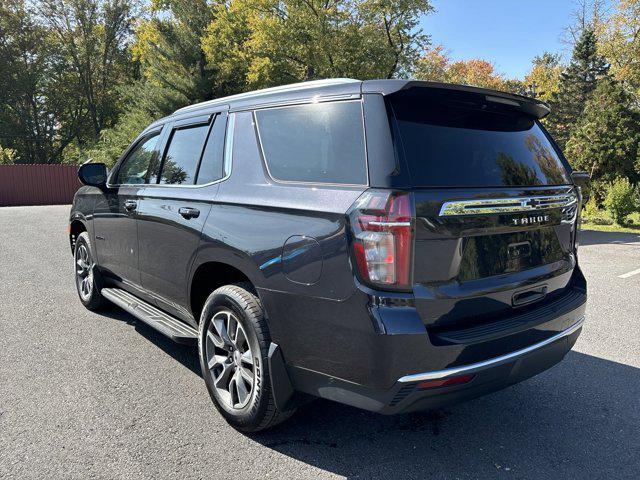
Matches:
[[416, 374, 475, 390]]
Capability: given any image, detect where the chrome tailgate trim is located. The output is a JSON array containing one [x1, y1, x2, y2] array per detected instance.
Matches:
[[439, 193, 577, 216]]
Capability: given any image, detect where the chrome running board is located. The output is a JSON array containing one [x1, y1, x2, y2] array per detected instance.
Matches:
[[101, 287, 198, 345]]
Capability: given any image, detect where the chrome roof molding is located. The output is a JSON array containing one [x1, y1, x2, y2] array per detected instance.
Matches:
[[439, 193, 577, 217]]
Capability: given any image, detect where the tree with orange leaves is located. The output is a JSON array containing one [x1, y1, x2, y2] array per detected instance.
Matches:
[[414, 45, 522, 93]]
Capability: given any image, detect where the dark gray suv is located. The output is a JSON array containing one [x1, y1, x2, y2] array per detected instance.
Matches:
[[70, 78, 587, 432]]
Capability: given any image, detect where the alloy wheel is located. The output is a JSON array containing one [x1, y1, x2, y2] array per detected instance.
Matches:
[[205, 310, 255, 409], [75, 243, 93, 300]]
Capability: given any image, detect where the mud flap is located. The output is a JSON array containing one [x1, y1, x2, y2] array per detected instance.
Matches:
[[268, 343, 295, 412]]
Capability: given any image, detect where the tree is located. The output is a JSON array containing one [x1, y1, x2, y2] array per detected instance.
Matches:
[[81, 0, 219, 165], [0, 145, 18, 164], [548, 26, 610, 148], [524, 52, 562, 102], [202, 0, 433, 90], [599, 0, 640, 102], [40, 0, 137, 140], [0, 0, 137, 164], [564, 0, 608, 45], [0, 0, 75, 163], [446, 59, 507, 90], [414, 45, 522, 93], [81, 107, 152, 166], [130, 0, 219, 116], [565, 78, 640, 183]]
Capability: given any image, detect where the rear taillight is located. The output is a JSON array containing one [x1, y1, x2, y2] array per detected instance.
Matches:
[[562, 188, 580, 251], [348, 190, 414, 291]]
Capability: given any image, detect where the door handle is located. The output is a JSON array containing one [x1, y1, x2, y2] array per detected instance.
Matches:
[[124, 200, 137, 212], [179, 207, 200, 219]]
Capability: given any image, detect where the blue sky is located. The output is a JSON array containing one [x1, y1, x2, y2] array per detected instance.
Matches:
[[420, 0, 579, 79]]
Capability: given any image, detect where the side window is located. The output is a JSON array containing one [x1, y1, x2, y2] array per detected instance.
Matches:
[[159, 123, 210, 185], [116, 132, 160, 185], [196, 114, 227, 185], [254, 101, 367, 185]]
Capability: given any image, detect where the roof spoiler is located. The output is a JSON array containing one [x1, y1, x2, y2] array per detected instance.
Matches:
[[362, 80, 551, 119]]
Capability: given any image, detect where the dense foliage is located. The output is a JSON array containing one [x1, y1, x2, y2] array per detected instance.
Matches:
[[566, 78, 640, 183], [604, 177, 638, 225], [1, 0, 640, 207], [0, 0, 136, 164], [547, 27, 610, 149]]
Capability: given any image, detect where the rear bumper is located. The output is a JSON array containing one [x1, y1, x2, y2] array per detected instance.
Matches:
[[398, 316, 584, 384], [288, 315, 584, 415], [384, 316, 584, 414]]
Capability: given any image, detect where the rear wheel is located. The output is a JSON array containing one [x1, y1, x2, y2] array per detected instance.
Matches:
[[74, 232, 106, 311], [198, 284, 295, 432]]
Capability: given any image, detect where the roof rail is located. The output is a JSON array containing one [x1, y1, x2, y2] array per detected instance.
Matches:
[[173, 78, 360, 115]]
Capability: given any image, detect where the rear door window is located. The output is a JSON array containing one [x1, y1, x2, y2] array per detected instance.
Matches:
[[255, 101, 367, 185], [390, 90, 570, 187], [158, 123, 210, 185], [196, 114, 227, 185]]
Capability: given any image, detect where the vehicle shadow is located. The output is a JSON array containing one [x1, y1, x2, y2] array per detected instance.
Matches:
[[247, 351, 639, 479], [579, 228, 640, 246], [98, 306, 202, 377], [101, 308, 640, 478]]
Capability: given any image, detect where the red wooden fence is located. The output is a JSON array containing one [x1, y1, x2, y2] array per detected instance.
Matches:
[[0, 165, 81, 207]]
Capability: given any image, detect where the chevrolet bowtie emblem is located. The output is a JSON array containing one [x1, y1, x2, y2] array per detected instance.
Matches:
[[522, 198, 541, 209]]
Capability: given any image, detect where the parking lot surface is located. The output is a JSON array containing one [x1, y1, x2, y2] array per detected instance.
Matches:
[[1, 205, 639, 479]]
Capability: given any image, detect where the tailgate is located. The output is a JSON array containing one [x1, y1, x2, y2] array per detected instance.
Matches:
[[412, 186, 579, 329]]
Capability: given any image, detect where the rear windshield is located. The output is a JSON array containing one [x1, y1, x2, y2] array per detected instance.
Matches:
[[390, 90, 570, 187]]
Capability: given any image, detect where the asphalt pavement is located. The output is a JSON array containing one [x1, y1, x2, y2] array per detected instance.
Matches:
[[1, 205, 638, 479]]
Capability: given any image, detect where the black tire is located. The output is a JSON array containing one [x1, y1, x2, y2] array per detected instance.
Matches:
[[74, 231, 106, 311], [198, 283, 295, 432]]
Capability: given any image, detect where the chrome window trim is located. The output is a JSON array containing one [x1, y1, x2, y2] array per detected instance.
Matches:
[[223, 112, 235, 179], [439, 193, 577, 217], [252, 99, 369, 188], [398, 316, 585, 384]]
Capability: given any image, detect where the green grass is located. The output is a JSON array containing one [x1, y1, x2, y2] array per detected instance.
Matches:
[[581, 211, 640, 234]]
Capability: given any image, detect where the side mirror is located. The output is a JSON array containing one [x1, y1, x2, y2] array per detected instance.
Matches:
[[571, 171, 590, 203], [78, 162, 108, 188]]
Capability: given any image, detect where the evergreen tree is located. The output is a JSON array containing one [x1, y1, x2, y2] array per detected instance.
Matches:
[[565, 78, 640, 184], [548, 26, 609, 148], [130, 0, 219, 117], [85, 0, 221, 165]]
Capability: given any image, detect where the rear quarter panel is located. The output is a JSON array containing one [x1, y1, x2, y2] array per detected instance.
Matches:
[[194, 111, 370, 378], [198, 110, 365, 299]]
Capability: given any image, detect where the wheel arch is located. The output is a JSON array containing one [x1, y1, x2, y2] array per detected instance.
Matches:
[[69, 218, 88, 254], [189, 258, 263, 324]]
